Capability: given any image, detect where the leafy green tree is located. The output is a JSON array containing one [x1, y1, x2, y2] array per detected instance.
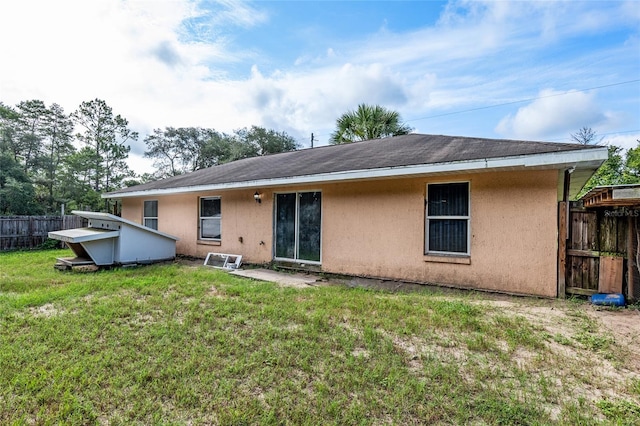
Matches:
[[57, 148, 102, 211], [15, 100, 48, 175], [143, 127, 191, 177], [330, 104, 412, 144], [0, 103, 22, 161], [72, 99, 137, 201], [144, 126, 299, 178], [144, 127, 224, 178], [234, 126, 299, 156], [145, 127, 222, 175], [577, 129, 640, 198], [0, 100, 74, 213], [122, 173, 156, 187], [622, 140, 640, 182], [0, 153, 43, 215], [580, 145, 625, 196], [36, 103, 75, 213], [575, 127, 618, 198], [197, 130, 239, 169], [0, 101, 77, 214]]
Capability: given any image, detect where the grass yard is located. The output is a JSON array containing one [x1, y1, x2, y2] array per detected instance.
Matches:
[[1, 249, 639, 425]]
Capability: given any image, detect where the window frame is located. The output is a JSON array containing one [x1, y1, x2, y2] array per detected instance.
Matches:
[[199, 196, 222, 241], [143, 200, 158, 230], [425, 181, 470, 256]]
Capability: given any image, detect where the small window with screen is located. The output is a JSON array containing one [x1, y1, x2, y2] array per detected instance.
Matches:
[[200, 197, 221, 240]]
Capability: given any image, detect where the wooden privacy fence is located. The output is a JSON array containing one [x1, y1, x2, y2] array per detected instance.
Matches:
[[560, 201, 639, 300], [0, 215, 86, 251]]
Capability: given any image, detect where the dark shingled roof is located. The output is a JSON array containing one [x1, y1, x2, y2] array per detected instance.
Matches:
[[109, 133, 602, 195]]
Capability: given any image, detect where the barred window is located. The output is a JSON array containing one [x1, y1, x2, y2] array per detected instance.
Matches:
[[425, 182, 469, 255]]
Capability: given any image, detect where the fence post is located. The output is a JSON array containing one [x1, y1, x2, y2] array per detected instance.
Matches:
[[29, 216, 34, 249], [628, 215, 636, 302], [557, 201, 568, 298]]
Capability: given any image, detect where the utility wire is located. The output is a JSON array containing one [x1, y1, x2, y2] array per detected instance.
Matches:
[[546, 129, 640, 143], [307, 79, 640, 144], [405, 79, 640, 123]]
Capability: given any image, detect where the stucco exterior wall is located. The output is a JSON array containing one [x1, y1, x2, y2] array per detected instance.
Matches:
[[320, 170, 559, 297], [122, 189, 274, 263], [119, 168, 559, 297]]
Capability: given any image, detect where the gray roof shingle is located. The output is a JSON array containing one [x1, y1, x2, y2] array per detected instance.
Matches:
[[108, 133, 602, 195]]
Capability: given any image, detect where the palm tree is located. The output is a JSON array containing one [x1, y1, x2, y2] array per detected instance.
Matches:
[[329, 104, 412, 144]]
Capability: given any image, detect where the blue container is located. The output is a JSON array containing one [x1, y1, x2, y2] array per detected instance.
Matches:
[[590, 293, 625, 307]]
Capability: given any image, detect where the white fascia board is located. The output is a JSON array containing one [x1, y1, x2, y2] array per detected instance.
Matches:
[[105, 147, 608, 199]]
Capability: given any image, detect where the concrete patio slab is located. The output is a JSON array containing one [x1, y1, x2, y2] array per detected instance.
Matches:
[[229, 268, 320, 288]]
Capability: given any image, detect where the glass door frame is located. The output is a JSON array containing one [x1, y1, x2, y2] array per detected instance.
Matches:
[[273, 190, 322, 264]]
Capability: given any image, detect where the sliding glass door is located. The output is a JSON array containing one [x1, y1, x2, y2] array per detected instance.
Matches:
[[275, 191, 321, 262], [275, 193, 296, 259]]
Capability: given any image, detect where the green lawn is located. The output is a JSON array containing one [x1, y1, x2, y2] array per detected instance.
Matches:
[[1, 249, 639, 425]]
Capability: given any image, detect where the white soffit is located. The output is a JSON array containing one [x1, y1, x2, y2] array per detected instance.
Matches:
[[105, 147, 608, 199]]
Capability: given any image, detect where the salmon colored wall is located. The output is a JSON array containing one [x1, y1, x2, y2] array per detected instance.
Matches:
[[321, 170, 559, 297], [120, 169, 559, 297], [121, 190, 274, 263]]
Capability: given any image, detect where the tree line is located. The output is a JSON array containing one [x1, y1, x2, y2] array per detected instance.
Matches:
[[571, 126, 640, 197], [2, 97, 634, 216], [0, 99, 299, 215], [0, 99, 139, 214], [143, 126, 298, 179]]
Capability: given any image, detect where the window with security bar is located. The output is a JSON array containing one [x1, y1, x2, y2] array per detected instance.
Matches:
[[425, 182, 470, 255]]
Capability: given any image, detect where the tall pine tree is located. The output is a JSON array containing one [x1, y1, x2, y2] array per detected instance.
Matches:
[[72, 99, 137, 210]]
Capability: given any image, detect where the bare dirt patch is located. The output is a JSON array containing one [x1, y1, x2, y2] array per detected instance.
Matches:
[[28, 303, 63, 318], [589, 306, 640, 370]]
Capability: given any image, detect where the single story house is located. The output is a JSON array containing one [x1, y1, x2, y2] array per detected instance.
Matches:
[[104, 134, 608, 297]]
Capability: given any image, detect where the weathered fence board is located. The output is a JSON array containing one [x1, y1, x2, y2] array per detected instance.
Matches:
[[570, 209, 597, 250], [564, 203, 639, 299], [599, 256, 624, 293], [630, 217, 640, 300], [566, 208, 598, 295], [0, 216, 86, 251], [598, 214, 628, 254]]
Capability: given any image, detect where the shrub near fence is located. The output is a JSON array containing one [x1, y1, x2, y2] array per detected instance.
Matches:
[[0, 216, 86, 251]]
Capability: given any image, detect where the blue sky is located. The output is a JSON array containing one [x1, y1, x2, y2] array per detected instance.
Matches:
[[1, 0, 638, 173]]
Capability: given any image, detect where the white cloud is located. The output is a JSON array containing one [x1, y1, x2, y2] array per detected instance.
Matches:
[[0, 0, 637, 173], [228, 62, 409, 142], [208, 0, 268, 29], [622, 0, 640, 21], [127, 153, 156, 176], [606, 133, 640, 151], [439, 0, 634, 40], [495, 90, 608, 140]]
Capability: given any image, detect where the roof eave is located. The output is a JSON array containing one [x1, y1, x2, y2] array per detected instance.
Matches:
[[104, 147, 608, 199]]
